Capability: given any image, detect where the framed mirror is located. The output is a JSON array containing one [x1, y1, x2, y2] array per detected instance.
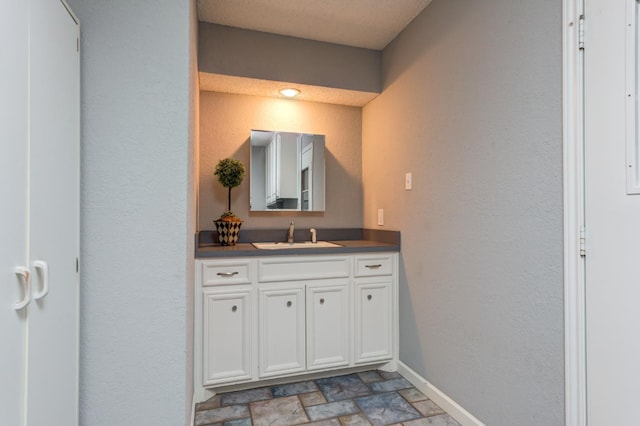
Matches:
[[250, 130, 326, 211]]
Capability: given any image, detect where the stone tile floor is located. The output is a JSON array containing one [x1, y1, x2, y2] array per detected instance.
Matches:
[[195, 370, 461, 426]]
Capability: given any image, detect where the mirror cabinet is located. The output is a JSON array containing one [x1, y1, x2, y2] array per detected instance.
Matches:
[[250, 130, 325, 211]]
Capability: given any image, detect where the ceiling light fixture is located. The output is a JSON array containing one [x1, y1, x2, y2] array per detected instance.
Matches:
[[279, 88, 300, 97]]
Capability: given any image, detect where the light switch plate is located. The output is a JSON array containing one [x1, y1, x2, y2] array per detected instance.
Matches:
[[377, 209, 384, 226], [405, 172, 412, 190]]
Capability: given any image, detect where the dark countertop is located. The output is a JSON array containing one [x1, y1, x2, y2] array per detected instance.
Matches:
[[196, 228, 400, 258]]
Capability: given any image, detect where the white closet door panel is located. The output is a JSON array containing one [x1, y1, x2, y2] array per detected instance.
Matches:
[[27, 0, 79, 425], [0, 2, 29, 425], [585, 0, 640, 422]]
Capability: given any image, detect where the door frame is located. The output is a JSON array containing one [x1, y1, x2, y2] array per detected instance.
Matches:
[[563, 0, 587, 424]]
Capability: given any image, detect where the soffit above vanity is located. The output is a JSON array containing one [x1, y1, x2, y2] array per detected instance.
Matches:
[[197, 0, 432, 50], [198, 23, 381, 106], [199, 73, 379, 107], [197, 0, 432, 106]]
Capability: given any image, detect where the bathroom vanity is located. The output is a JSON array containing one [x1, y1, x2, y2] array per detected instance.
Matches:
[[193, 231, 400, 402]]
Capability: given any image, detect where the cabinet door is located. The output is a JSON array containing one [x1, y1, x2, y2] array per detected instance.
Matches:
[[203, 289, 252, 386], [0, 2, 29, 425], [355, 280, 393, 364], [27, 1, 80, 425], [259, 287, 305, 377], [307, 283, 349, 370]]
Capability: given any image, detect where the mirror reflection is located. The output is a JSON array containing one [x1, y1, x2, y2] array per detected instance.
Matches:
[[250, 130, 326, 211]]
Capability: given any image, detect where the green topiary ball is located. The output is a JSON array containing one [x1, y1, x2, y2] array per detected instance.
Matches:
[[214, 158, 245, 189]]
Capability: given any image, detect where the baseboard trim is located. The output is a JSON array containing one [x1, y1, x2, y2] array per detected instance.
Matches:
[[189, 395, 196, 426], [397, 361, 485, 426]]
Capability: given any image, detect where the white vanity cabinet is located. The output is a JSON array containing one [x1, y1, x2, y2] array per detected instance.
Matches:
[[258, 282, 350, 375], [203, 289, 253, 385], [259, 285, 306, 377], [355, 280, 393, 363], [257, 256, 351, 377], [198, 260, 255, 387], [306, 281, 350, 370], [354, 254, 395, 363], [194, 251, 398, 401]]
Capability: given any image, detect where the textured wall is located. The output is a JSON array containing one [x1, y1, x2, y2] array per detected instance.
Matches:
[[199, 23, 381, 93], [199, 91, 363, 230], [362, 0, 564, 424], [186, 0, 199, 421], [66, 0, 192, 425]]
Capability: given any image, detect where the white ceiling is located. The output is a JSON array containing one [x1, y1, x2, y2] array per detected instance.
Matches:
[[197, 0, 432, 105], [197, 0, 432, 50]]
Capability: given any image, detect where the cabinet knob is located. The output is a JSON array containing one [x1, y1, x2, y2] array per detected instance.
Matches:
[[231, 305, 238, 312], [367, 294, 373, 301], [287, 301, 292, 307], [320, 298, 325, 305]]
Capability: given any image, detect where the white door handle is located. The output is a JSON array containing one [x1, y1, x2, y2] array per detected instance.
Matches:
[[14, 266, 31, 310], [32, 260, 49, 300]]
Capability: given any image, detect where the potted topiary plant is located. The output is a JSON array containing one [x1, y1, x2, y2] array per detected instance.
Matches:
[[213, 158, 246, 246]]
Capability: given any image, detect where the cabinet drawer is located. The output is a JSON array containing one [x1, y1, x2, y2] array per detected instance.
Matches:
[[354, 254, 393, 277], [200, 260, 252, 286], [258, 256, 350, 283]]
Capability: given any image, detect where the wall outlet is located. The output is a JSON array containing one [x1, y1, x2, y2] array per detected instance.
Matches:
[[377, 209, 384, 226], [405, 172, 412, 190]]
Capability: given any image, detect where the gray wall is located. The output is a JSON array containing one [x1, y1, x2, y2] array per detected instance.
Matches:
[[199, 23, 381, 93], [66, 1, 194, 424], [199, 91, 363, 230], [187, 0, 198, 419], [362, 0, 564, 424]]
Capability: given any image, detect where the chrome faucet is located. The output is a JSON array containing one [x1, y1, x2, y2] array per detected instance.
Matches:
[[310, 228, 317, 243], [287, 221, 295, 243]]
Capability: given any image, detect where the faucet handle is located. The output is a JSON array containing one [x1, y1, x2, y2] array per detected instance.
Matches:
[[287, 221, 295, 243]]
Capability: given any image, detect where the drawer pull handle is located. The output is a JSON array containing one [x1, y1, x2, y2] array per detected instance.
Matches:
[[367, 294, 373, 301], [287, 301, 292, 307], [365, 264, 382, 269], [217, 271, 239, 277], [320, 298, 325, 305], [231, 305, 238, 312]]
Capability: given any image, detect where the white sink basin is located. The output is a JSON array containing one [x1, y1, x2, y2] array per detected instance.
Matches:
[[252, 241, 342, 250]]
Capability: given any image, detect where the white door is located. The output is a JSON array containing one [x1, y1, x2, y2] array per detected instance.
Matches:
[[259, 287, 305, 377], [584, 0, 640, 423], [203, 290, 252, 385], [306, 282, 349, 370], [354, 280, 392, 364], [27, 0, 80, 424], [0, 2, 29, 425]]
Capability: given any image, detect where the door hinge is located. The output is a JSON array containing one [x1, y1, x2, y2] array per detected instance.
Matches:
[[578, 15, 585, 50], [77, 38, 79, 52], [76, 257, 79, 272], [579, 225, 586, 257]]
